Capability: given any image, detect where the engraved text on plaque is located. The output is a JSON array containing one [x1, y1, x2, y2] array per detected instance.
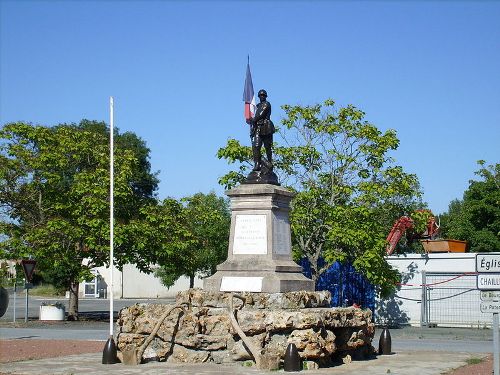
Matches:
[[233, 214, 267, 255]]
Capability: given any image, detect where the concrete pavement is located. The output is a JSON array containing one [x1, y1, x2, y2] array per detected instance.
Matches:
[[0, 327, 108, 341], [0, 350, 482, 375]]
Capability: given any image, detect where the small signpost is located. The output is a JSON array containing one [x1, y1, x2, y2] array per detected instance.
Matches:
[[476, 253, 500, 375], [480, 302, 500, 313], [477, 274, 500, 290], [21, 259, 36, 323], [21, 260, 36, 283], [481, 291, 500, 301]]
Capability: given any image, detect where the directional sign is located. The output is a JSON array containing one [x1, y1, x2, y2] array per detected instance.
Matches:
[[21, 259, 37, 282], [476, 254, 500, 273], [477, 274, 500, 290], [481, 302, 500, 313], [481, 291, 500, 301]]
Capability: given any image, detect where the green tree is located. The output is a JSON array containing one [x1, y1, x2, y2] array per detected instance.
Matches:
[[440, 161, 500, 252], [218, 99, 422, 297], [155, 192, 230, 289], [0, 120, 161, 319]]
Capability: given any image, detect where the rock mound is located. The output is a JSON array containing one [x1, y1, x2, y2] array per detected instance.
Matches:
[[116, 289, 374, 368]]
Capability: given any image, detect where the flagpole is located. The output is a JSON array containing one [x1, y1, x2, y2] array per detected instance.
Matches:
[[109, 96, 114, 338], [102, 96, 118, 364]]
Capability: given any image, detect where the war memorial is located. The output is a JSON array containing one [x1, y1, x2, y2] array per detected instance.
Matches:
[[114, 90, 375, 370]]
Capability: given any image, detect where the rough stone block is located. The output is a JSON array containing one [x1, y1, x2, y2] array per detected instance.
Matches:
[[116, 289, 374, 369]]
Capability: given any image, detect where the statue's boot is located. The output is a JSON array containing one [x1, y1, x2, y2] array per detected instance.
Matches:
[[265, 147, 273, 171], [252, 150, 261, 171]]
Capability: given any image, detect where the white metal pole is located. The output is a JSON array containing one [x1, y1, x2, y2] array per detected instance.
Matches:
[[493, 313, 499, 375], [13, 282, 16, 322], [24, 280, 28, 323], [420, 270, 426, 327], [109, 96, 114, 337]]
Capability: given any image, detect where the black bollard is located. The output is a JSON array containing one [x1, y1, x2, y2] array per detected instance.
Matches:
[[102, 336, 118, 364], [378, 326, 392, 355], [284, 343, 301, 372]]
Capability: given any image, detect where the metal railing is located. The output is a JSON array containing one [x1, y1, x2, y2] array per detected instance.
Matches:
[[421, 271, 489, 328]]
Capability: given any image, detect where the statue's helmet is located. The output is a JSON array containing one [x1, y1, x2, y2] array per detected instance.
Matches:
[[257, 89, 268, 98]]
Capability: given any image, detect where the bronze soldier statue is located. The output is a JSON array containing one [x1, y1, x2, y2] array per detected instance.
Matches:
[[246, 89, 279, 185], [247, 89, 275, 171]]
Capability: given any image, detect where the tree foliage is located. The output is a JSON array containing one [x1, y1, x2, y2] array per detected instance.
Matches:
[[440, 161, 500, 252], [155, 192, 230, 289], [218, 99, 423, 297], [0, 120, 161, 318]]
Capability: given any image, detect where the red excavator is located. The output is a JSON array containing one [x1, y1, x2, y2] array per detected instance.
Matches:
[[386, 210, 440, 255]]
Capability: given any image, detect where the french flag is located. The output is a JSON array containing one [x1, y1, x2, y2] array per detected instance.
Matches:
[[243, 59, 256, 121]]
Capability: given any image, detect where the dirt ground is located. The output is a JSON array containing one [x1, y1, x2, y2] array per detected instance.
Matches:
[[444, 354, 493, 375], [0, 339, 103, 363], [0, 339, 493, 374]]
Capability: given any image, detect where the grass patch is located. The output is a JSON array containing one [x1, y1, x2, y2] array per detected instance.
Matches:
[[465, 357, 484, 365], [30, 284, 65, 297]]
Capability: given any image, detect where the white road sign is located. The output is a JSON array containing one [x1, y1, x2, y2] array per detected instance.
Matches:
[[476, 254, 500, 273], [481, 291, 500, 301], [481, 302, 500, 313], [477, 274, 500, 290]]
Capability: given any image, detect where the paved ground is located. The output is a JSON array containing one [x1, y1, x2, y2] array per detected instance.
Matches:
[[0, 326, 108, 340], [0, 326, 495, 375], [0, 350, 483, 375]]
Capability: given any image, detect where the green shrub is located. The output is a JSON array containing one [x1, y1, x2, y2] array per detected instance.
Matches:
[[30, 284, 65, 297]]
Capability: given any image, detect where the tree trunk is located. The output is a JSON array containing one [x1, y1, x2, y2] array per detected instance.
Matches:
[[67, 281, 79, 321], [189, 274, 195, 289], [309, 256, 319, 288], [310, 271, 318, 289]]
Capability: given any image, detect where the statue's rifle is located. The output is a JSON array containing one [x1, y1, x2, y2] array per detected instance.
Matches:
[[249, 119, 257, 139]]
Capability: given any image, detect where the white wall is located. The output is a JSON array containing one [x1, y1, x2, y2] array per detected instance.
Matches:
[[80, 264, 203, 299], [120, 264, 203, 298]]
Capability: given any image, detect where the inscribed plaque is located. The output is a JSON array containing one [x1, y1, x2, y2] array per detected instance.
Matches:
[[233, 214, 267, 255], [220, 276, 263, 292]]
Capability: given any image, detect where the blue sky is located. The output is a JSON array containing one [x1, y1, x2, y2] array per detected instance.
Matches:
[[1, 1, 499, 215]]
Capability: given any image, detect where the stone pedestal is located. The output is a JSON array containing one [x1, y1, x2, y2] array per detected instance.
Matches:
[[116, 290, 376, 366], [204, 183, 314, 293]]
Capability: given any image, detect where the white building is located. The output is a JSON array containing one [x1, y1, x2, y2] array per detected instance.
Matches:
[[79, 264, 202, 299]]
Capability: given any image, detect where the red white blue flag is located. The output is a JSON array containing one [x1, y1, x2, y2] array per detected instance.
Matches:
[[243, 59, 256, 121]]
